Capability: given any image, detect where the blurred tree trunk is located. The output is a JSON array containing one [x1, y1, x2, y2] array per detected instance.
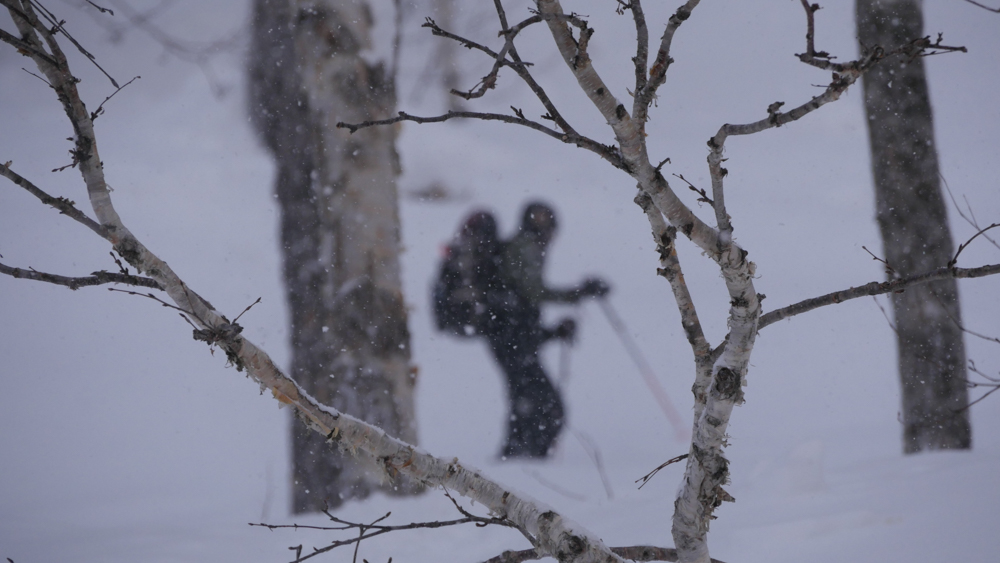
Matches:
[[856, 0, 971, 453], [248, 0, 420, 511]]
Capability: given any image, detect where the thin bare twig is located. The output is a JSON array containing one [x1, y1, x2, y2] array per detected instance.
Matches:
[[26, 0, 121, 87], [0, 162, 108, 238], [758, 263, 1000, 330], [0, 262, 162, 290], [90, 75, 140, 121], [250, 490, 521, 563], [672, 173, 713, 206], [634, 0, 700, 123], [942, 176, 1000, 252], [635, 454, 688, 490], [424, 15, 540, 101], [949, 223, 1000, 267], [337, 110, 623, 169], [862, 245, 895, 276], [84, 0, 113, 15], [422, 7, 581, 142]]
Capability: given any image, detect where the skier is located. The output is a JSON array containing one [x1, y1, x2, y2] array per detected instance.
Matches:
[[433, 202, 609, 458]]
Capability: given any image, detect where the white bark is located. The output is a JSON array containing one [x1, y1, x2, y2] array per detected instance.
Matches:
[[534, 2, 757, 560], [2, 4, 623, 560]]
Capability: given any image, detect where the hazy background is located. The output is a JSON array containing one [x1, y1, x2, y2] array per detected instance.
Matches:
[[1, 1, 999, 561]]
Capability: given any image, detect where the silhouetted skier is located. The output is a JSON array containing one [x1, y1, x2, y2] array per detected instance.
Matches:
[[486, 202, 609, 458]]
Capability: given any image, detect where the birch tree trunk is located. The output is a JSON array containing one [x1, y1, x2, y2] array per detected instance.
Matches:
[[856, 0, 971, 453], [248, 0, 420, 511]]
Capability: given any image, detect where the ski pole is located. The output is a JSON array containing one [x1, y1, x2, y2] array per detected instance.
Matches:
[[598, 298, 688, 443]]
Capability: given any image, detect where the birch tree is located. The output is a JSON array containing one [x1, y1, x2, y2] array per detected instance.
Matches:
[[2, 1, 998, 563], [856, 0, 972, 453], [247, 0, 421, 511]]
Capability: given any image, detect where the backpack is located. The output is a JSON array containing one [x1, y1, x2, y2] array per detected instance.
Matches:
[[432, 212, 500, 337]]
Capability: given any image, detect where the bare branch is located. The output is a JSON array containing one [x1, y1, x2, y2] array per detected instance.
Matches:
[[962, 361, 1000, 411], [0, 162, 108, 238], [423, 6, 582, 143], [90, 74, 140, 121], [0, 24, 58, 66], [635, 454, 688, 490], [943, 176, 1000, 252], [250, 492, 521, 563], [623, 0, 649, 109], [759, 263, 1000, 330], [424, 15, 540, 101], [634, 191, 710, 360], [634, 0, 700, 122], [26, 0, 121, 87], [0, 262, 163, 290], [949, 223, 1000, 268], [337, 110, 623, 169]]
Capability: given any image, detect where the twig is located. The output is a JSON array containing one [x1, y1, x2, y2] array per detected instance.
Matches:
[[0, 162, 108, 238], [622, 0, 649, 107], [84, 0, 113, 15], [635, 454, 688, 490], [422, 6, 582, 142], [634, 0, 700, 122], [337, 110, 623, 170], [27, 0, 120, 87], [758, 263, 1000, 330], [942, 176, 1000, 252], [949, 223, 1000, 267], [672, 173, 713, 206], [91, 75, 140, 121], [424, 15, 540, 101], [958, 361, 1000, 411], [862, 245, 895, 276], [0, 262, 162, 290], [250, 491, 520, 563], [929, 292, 999, 346]]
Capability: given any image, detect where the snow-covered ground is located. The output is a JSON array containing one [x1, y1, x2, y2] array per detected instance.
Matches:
[[2, 1, 998, 562]]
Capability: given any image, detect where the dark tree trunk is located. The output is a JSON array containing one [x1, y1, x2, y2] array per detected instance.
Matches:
[[248, 0, 420, 511], [856, 0, 971, 453]]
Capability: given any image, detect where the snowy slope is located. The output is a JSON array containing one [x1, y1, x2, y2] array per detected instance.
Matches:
[[1, 1, 998, 562]]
